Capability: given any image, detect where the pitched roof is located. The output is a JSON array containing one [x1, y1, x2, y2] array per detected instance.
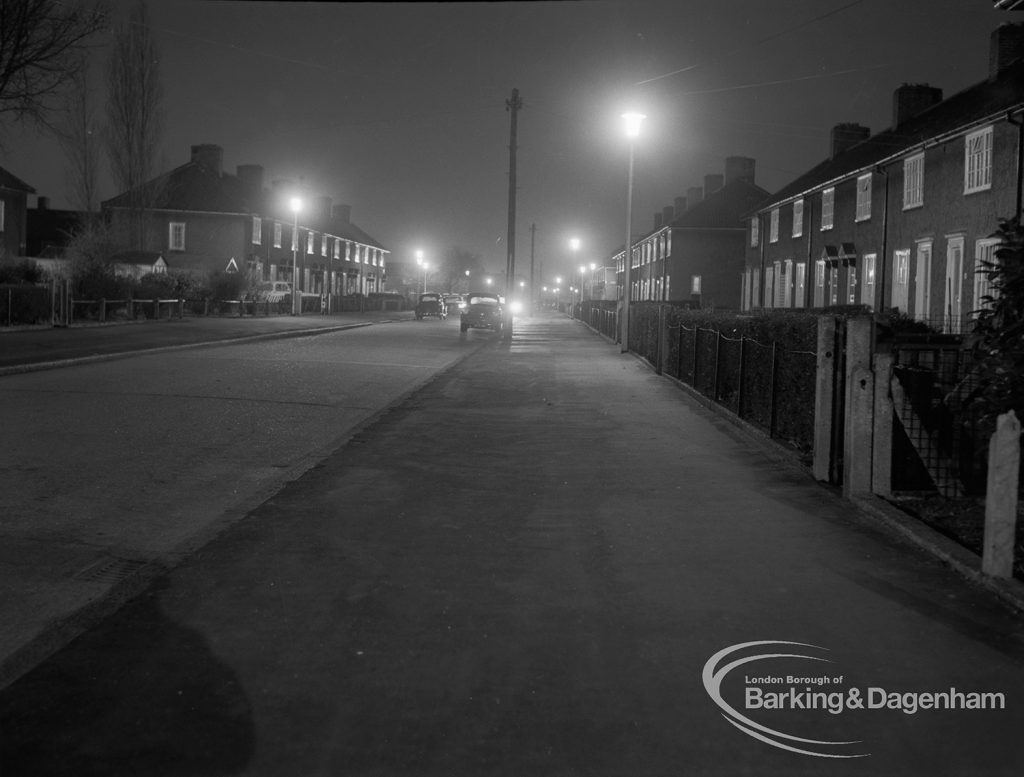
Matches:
[[102, 161, 254, 213], [667, 179, 770, 230], [0, 165, 36, 194], [762, 58, 1024, 209]]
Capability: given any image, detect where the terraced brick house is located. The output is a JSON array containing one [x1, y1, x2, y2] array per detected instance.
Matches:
[[742, 23, 1024, 334], [614, 157, 769, 308], [102, 144, 388, 301]]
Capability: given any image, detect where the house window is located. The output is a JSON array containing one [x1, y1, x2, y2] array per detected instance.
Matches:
[[903, 154, 924, 209], [846, 266, 857, 304], [821, 188, 835, 230], [964, 126, 993, 194], [321, 234, 328, 257], [691, 275, 702, 295], [769, 208, 779, 243], [861, 253, 876, 307], [775, 261, 786, 307], [750, 217, 759, 247], [307, 231, 315, 254], [893, 249, 910, 312], [274, 222, 282, 249], [333, 238, 341, 260], [794, 262, 806, 308], [752, 268, 760, 307], [973, 238, 1000, 317], [792, 199, 803, 238], [764, 265, 775, 308], [855, 173, 872, 221], [782, 260, 793, 307], [814, 260, 826, 307], [914, 241, 933, 323], [168, 222, 186, 251], [252, 216, 262, 245]]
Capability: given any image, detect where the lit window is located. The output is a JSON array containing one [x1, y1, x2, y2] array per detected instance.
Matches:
[[903, 154, 924, 209], [769, 208, 779, 243], [307, 231, 315, 254], [691, 275, 702, 294], [750, 217, 759, 247], [792, 199, 803, 238], [333, 238, 341, 260], [861, 253, 876, 307], [821, 188, 834, 230], [252, 216, 262, 245], [855, 173, 872, 221], [321, 234, 328, 257], [964, 126, 993, 194], [168, 222, 186, 251], [893, 249, 911, 312], [274, 222, 282, 248]]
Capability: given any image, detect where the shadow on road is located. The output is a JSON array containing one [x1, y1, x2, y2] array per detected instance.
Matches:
[[0, 582, 255, 776]]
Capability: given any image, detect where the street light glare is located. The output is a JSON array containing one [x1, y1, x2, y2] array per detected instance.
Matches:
[[289, 196, 302, 213], [622, 112, 646, 138], [569, 237, 580, 252]]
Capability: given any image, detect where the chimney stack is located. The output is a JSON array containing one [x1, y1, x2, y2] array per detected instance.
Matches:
[[190, 144, 223, 176], [892, 84, 942, 128], [703, 174, 724, 198], [662, 205, 675, 226], [830, 124, 870, 158], [654, 212, 663, 230], [725, 156, 756, 184], [990, 22, 1024, 79]]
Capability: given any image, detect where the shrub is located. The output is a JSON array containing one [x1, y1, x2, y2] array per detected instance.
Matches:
[[0, 259, 44, 285], [207, 270, 246, 301]]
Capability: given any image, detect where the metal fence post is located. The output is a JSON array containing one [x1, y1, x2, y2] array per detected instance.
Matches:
[[737, 336, 746, 418], [767, 341, 778, 437], [692, 327, 700, 388], [713, 330, 722, 401]]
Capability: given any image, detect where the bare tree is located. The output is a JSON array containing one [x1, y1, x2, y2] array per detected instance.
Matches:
[[0, 0, 106, 128], [55, 57, 101, 221], [105, 0, 162, 251]]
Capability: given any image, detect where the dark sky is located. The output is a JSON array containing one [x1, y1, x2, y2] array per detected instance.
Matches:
[[1, 0, 1014, 279]]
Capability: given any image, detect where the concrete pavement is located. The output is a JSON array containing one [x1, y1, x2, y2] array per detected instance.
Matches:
[[2, 309, 1024, 774]]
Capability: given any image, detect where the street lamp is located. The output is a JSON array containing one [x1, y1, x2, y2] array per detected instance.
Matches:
[[620, 111, 646, 352], [290, 196, 302, 316]]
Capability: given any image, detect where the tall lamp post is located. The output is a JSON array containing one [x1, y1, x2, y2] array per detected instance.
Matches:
[[620, 112, 645, 352], [290, 196, 302, 316], [416, 250, 429, 293], [569, 238, 580, 318]]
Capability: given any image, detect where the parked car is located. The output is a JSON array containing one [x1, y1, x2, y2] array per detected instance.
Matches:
[[255, 281, 292, 302], [415, 292, 446, 320], [460, 292, 504, 333], [442, 293, 465, 312]]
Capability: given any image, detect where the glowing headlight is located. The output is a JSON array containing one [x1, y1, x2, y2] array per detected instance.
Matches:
[[509, 301, 523, 314]]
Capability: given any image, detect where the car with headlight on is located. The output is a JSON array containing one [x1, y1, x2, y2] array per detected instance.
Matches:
[[415, 292, 446, 320], [460, 292, 504, 333], [442, 293, 465, 313]]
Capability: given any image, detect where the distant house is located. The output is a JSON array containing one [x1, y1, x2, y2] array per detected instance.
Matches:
[[0, 165, 36, 260], [743, 22, 1024, 333], [614, 157, 769, 308], [101, 144, 389, 298]]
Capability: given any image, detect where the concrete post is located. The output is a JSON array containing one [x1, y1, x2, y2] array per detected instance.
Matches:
[[982, 410, 1021, 578], [872, 352, 894, 497], [843, 317, 874, 497], [813, 317, 838, 482]]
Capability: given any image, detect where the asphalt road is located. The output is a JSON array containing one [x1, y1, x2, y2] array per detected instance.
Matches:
[[2, 312, 1023, 776]]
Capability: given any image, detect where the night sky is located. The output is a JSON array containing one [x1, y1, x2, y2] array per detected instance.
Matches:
[[1, 0, 1014, 279]]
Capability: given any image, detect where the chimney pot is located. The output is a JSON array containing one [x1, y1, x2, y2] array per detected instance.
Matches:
[[830, 123, 870, 158], [725, 156, 756, 184], [990, 22, 1024, 79], [190, 144, 223, 176], [892, 84, 943, 128]]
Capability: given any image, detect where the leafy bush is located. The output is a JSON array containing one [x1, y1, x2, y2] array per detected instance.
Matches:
[[966, 217, 1024, 430], [207, 270, 246, 301]]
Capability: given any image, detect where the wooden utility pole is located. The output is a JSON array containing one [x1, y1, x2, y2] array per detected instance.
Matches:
[[504, 88, 522, 339]]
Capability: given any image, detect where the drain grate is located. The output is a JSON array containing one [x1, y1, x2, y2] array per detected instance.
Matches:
[[74, 556, 150, 584]]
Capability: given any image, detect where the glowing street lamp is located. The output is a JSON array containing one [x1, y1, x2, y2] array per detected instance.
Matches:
[[290, 196, 302, 316], [415, 250, 429, 292], [620, 111, 646, 351]]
